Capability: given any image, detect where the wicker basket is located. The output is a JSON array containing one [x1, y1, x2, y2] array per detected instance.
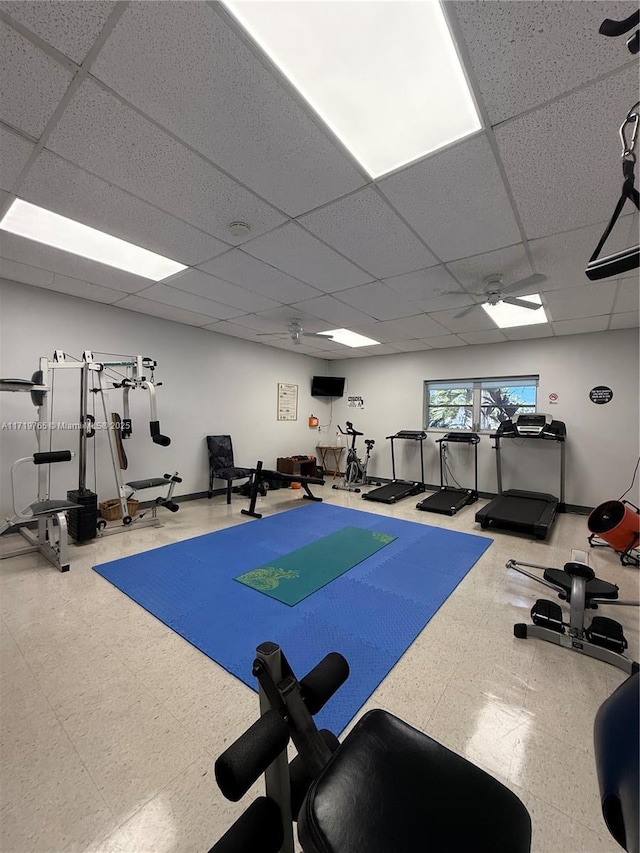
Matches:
[[99, 498, 139, 521]]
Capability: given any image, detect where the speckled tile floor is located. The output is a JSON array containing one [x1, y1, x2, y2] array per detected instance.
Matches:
[[1, 487, 638, 853]]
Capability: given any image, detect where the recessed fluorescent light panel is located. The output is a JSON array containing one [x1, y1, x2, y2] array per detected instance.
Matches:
[[320, 328, 381, 347], [223, 1, 481, 178], [482, 294, 548, 329], [0, 199, 187, 281]]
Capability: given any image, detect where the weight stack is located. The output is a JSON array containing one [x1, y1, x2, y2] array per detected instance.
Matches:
[[67, 489, 98, 542]]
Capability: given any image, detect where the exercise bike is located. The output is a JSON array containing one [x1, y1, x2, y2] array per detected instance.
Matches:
[[331, 422, 378, 493]]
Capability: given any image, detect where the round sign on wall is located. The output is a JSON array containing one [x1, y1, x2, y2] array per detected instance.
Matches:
[[589, 386, 613, 405]]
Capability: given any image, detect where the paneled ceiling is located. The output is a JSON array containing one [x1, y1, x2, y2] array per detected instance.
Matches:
[[0, 1, 638, 359]]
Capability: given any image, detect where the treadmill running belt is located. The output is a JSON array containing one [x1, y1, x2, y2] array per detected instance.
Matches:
[[475, 490, 558, 540]]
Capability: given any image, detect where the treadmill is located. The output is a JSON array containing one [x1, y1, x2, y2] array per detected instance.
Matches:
[[416, 432, 480, 516], [475, 414, 566, 540], [362, 430, 427, 504]]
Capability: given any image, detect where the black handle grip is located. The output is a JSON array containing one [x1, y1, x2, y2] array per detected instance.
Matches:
[[215, 710, 290, 802], [161, 501, 179, 513], [207, 797, 283, 853], [300, 652, 350, 715], [33, 451, 72, 465]]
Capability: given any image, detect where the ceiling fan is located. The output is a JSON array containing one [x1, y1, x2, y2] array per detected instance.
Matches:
[[450, 273, 547, 319], [256, 319, 334, 345]]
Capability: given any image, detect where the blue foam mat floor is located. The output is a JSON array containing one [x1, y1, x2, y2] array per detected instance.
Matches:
[[94, 503, 492, 733]]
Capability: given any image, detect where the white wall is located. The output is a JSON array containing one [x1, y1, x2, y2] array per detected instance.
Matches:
[[1, 278, 638, 513], [329, 330, 639, 508], [0, 279, 333, 515]]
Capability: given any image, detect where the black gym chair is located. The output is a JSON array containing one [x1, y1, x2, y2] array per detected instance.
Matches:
[[206, 435, 252, 504], [209, 642, 532, 853]]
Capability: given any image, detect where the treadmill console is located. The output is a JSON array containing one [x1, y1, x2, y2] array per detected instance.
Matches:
[[440, 432, 480, 444], [497, 414, 566, 440]]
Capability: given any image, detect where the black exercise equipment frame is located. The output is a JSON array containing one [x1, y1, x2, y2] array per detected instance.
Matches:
[[416, 432, 480, 516], [361, 430, 427, 505], [241, 460, 325, 519]]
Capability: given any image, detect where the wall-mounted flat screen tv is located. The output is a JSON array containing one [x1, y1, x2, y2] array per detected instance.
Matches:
[[311, 376, 345, 397]]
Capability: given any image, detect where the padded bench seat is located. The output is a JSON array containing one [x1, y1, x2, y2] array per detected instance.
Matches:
[[298, 709, 531, 853]]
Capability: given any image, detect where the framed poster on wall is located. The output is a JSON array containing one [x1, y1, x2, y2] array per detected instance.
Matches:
[[277, 382, 298, 421]]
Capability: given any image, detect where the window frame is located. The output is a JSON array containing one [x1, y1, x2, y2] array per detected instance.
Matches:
[[424, 375, 539, 434]]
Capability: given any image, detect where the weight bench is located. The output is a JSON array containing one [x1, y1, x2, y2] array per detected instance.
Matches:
[[241, 460, 325, 520], [208, 642, 532, 853]]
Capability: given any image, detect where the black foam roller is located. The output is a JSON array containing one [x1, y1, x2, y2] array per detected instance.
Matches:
[[215, 710, 289, 802], [300, 652, 350, 715]]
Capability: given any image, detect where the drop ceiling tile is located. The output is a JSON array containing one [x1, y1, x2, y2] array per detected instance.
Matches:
[[115, 295, 216, 328], [21, 151, 228, 265], [496, 65, 639, 239], [137, 283, 244, 320], [613, 278, 639, 313], [609, 312, 639, 329], [458, 330, 508, 345], [0, 231, 151, 293], [0, 21, 73, 136], [503, 325, 554, 341], [335, 282, 421, 322], [90, 1, 365, 215], [0, 257, 123, 306], [414, 293, 478, 314], [353, 344, 400, 357], [353, 314, 448, 343], [378, 134, 520, 262], [243, 223, 372, 292], [0, 1, 116, 63], [45, 273, 124, 304], [0, 125, 34, 190], [552, 316, 610, 335], [452, 1, 634, 123], [164, 268, 279, 313], [544, 283, 616, 321], [1, 256, 53, 287], [202, 320, 258, 339], [388, 339, 433, 352], [382, 265, 461, 302], [290, 294, 374, 327], [446, 244, 533, 292], [199, 250, 322, 303], [0, 189, 7, 207], [420, 335, 467, 349], [299, 188, 437, 278], [46, 80, 286, 243], [429, 306, 498, 333]]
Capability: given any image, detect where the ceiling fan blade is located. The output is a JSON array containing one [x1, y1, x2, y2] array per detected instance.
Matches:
[[501, 273, 547, 295], [454, 304, 479, 319], [502, 296, 543, 310], [303, 332, 334, 340], [256, 332, 286, 337]]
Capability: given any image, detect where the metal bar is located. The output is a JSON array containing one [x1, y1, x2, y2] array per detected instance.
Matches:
[[255, 644, 295, 853]]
